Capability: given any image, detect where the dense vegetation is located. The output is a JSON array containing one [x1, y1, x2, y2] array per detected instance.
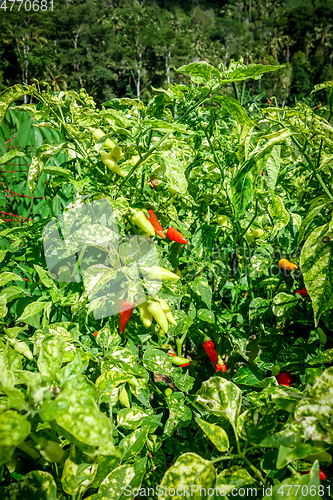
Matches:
[[1, 0, 333, 106], [0, 60, 333, 499]]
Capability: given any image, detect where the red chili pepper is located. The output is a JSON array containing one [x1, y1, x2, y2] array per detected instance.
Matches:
[[216, 363, 227, 372], [146, 210, 165, 239], [301, 470, 326, 481], [93, 331, 98, 338], [203, 340, 218, 364], [320, 470, 326, 481], [169, 352, 189, 367], [203, 340, 215, 350], [277, 372, 291, 386], [120, 300, 135, 333], [295, 288, 309, 297], [167, 227, 188, 244]]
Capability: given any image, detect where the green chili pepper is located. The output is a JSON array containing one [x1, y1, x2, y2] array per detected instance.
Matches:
[[130, 209, 155, 236], [147, 302, 168, 333], [138, 301, 153, 328]]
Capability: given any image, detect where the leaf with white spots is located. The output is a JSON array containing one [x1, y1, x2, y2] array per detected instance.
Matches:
[[0, 272, 23, 286], [300, 223, 333, 326], [195, 417, 229, 452], [142, 348, 173, 375], [3, 470, 57, 500], [158, 453, 216, 500], [195, 376, 242, 424]]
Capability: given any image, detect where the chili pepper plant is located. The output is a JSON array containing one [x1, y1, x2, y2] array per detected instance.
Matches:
[[0, 61, 333, 499]]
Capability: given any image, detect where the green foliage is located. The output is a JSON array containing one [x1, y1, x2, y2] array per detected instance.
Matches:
[[0, 62, 333, 498]]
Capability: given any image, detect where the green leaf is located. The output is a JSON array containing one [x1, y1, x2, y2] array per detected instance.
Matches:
[[0, 410, 31, 452], [159, 154, 188, 194], [119, 425, 150, 460], [171, 367, 195, 393], [272, 293, 297, 318], [117, 408, 151, 430], [4, 470, 57, 500], [262, 145, 281, 191], [97, 457, 146, 500], [276, 444, 320, 469], [300, 223, 333, 326], [0, 84, 36, 125], [188, 276, 212, 309], [37, 336, 66, 378], [142, 348, 172, 375], [89, 455, 120, 491], [0, 272, 24, 286], [39, 389, 114, 449], [2, 387, 27, 411], [237, 407, 277, 445], [232, 365, 268, 388], [294, 367, 333, 443], [260, 421, 304, 448], [195, 417, 229, 452], [195, 376, 242, 424], [263, 460, 320, 500], [308, 349, 333, 365], [0, 286, 26, 302], [177, 61, 219, 83], [0, 295, 8, 318], [197, 308, 215, 323], [61, 445, 98, 496], [231, 160, 253, 220], [28, 143, 66, 196], [16, 300, 51, 322], [223, 63, 285, 84], [267, 194, 290, 237], [215, 466, 256, 498], [158, 453, 216, 500], [213, 95, 253, 126], [164, 393, 192, 437], [33, 265, 57, 289], [0, 150, 25, 165]]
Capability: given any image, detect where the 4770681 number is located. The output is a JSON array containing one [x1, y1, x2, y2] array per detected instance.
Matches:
[[0, 0, 53, 11]]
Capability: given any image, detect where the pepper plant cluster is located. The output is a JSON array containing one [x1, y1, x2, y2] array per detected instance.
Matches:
[[0, 60, 332, 499]]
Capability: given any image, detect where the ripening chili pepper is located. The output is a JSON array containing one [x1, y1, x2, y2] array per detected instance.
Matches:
[[167, 227, 188, 244], [93, 331, 98, 338], [277, 372, 291, 386], [278, 258, 298, 271], [120, 300, 135, 333], [169, 352, 190, 367], [147, 301, 168, 333], [216, 363, 227, 372], [130, 209, 155, 236], [146, 210, 165, 239], [301, 470, 326, 481], [101, 152, 124, 177], [295, 288, 309, 297]]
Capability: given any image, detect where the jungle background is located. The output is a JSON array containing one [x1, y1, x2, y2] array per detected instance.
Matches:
[[1, 0, 333, 107]]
